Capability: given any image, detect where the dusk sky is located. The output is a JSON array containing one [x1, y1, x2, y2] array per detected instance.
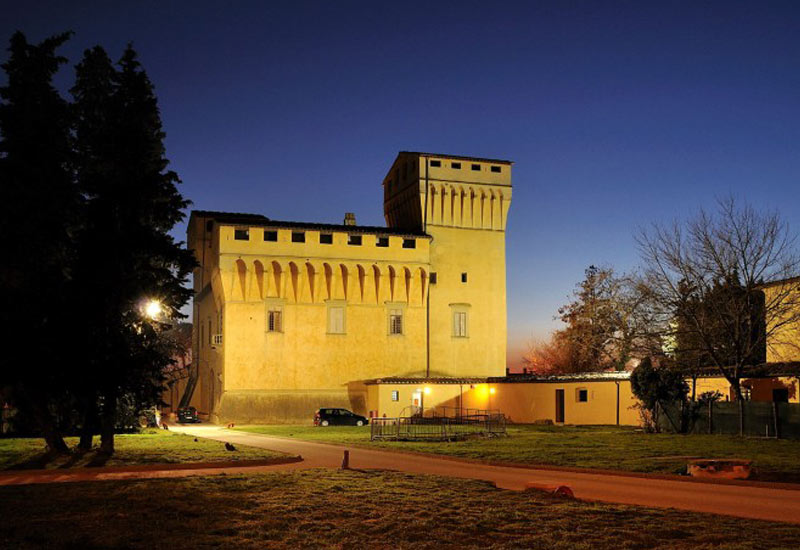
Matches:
[[4, 1, 799, 367]]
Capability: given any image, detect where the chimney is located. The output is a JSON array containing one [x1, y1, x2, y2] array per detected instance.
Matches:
[[344, 212, 356, 226]]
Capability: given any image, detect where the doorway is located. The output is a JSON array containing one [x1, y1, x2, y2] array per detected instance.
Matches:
[[412, 390, 422, 415], [555, 389, 565, 423]]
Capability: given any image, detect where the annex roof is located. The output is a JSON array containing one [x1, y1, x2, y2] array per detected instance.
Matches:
[[191, 210, 430, 238], [363, 376, 488, 385], [694, 362, 800, 379], [489, 371, 632, 383]]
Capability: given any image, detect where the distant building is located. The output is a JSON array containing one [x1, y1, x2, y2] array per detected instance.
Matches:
[[186, 152, 512, 422]]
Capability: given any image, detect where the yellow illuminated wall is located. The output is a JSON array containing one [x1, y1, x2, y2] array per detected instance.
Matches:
[[189, 152, 513, 423]]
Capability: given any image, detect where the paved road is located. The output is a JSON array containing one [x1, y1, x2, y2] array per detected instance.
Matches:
[[175, 424, 800, 524]]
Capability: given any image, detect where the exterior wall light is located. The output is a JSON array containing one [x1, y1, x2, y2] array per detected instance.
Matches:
[[489, 387, 496, 395], [424, 387, 432, 395]]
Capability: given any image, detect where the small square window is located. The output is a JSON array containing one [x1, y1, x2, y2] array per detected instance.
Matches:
[[402, 238, 416, 249], [429, 272, 437, 284], [451, 162, 461, 169], [430, 160, 441, 167], [577, 389, 588, 402], [348, 235, 362, 246], [320, 233, 333, 244], [264, 230, 278, 242], [391, 390, 399, 402], [461, 272, 467, 283], [491, 166, 502, 173], [376, 236, 389, 247], [471, 164, 481, 171], [234, 228, 249, 240], [267, 309, 282, 332], [292, 231, 305, 243]]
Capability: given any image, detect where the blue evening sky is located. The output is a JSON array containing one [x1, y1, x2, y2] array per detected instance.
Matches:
[[4, 1, 799, 367]]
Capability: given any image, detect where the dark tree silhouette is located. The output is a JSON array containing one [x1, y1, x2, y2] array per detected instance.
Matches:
[[0, 31, 79, 453], [71, 44, 195, 454]]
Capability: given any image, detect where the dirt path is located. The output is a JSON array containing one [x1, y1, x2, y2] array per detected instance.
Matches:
[[175, 425, 800, 524]]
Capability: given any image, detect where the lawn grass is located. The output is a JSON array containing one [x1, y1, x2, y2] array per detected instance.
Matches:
[[0, 429, 288, 471], [236, 424, 800, 481], [1, 469, 798, 549]]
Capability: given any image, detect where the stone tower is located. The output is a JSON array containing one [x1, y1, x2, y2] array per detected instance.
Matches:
[[383, 152, 512, 377]]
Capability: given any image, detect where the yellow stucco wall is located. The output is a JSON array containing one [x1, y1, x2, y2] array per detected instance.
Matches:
[[188, 151, 514, 422], [764, 281, 800, 362], [368, 380, 640, 426], [694, 376, 800, 403]]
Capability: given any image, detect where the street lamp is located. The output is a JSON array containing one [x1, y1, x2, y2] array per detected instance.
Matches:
[[144, 299, 163, 320]]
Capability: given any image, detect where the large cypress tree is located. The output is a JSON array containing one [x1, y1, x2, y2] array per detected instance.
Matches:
[[71, 44, 195, 453], [0, 32, 78, 453]]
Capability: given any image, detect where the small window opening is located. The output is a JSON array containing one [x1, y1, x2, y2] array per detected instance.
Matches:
[[577, 389, 588, 402], [429, 159, 441, 167], [402, 238, 416, 249], [348, 235, 362, 246], [264, 230, 278, 242], [267, 310, 282, 332], [389, 308, 403, 335], [376, 236, 389, 247], [234, 228, 249, 240], [491, 165, 502, 173], [461, 272, 467, 283], [320, 233, 333, 244], [292, 231, 305, 243], [429, 272, 437, 284], [451, 162, 461, 169], [471, 164, 481, 171], [391, 390, 399, 402]]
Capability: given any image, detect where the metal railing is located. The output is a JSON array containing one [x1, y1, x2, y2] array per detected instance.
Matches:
[[371, 409, 507, 441]]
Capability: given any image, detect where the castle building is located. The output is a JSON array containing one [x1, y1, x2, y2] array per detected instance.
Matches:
[[187, 152, 512, 422]]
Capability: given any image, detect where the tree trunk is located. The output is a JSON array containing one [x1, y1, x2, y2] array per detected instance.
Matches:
[[78, 398, 97, 451], [17, 387, 69, 454], [99, 394, 116, 455], [731, 379, 745, 436]]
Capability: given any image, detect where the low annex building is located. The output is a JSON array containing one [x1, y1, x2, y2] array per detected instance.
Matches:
[[187, 152, 512, 423]]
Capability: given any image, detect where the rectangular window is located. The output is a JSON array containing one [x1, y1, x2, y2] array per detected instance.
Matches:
[[348, 235, 362, 246], [267, 309, 282, 332], [453, 311, 467, 337], [328, 305, 346, 334], [391, 390, 399, 402], [577, 389, 588, 402], [376, 236, 389, 247], [471, 164, 481, 171], [402, 238, 415, 249], [207, 318, 212, 345], [264, 230, 278, 242], [389, 309, 403, 335], [491, 165, 502, 173], [291, 231, 305, 243], [451, 162, 461, 169], [319, 233, 333, 244], [234, 228, 249, 240], [429, 272, 437, 284], [461, 272, 468, 283], [429, 159, 441, 167]]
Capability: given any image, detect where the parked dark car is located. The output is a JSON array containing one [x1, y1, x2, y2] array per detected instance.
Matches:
[[177, 406, 200, 423], [314, 408, 368, 427]]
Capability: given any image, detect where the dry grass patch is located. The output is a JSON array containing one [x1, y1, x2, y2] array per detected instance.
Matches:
[[1, 469, 799, 549], [0, 429, 287, 470]]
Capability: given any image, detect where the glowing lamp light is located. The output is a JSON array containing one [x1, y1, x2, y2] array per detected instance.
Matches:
[[144, 299, 163, 320], [423, 387, 432, 395], [489, 387, 496, 395]]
